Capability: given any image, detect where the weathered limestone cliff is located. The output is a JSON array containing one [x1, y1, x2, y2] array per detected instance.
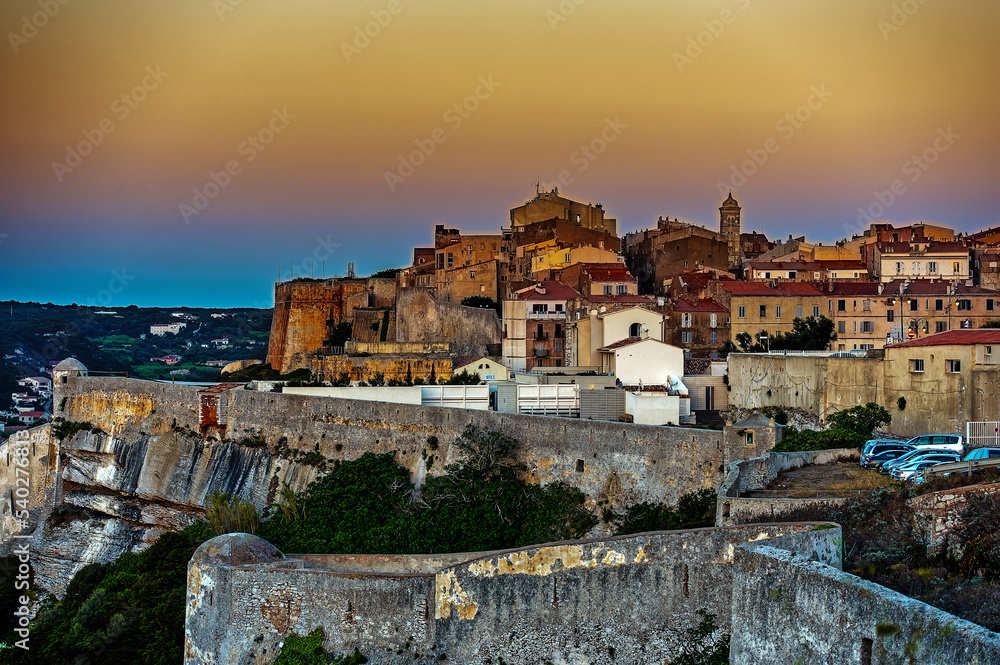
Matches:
[[3, 422, 320, 596]]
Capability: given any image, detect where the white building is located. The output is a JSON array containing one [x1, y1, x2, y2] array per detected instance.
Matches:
[[150, 322, 187, 336], [598, 337, 685, 386], [569, 305, 665, 367]]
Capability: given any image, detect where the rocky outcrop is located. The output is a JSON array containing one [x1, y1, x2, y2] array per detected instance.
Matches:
[[3, 424, 321, 597]]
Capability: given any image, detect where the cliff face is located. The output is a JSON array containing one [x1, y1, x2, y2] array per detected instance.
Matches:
[[5, 424, 319, 596], [2, 375, 726, 597]]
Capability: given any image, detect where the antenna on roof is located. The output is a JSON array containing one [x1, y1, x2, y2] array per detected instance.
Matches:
[[535, 178, 540, 195]]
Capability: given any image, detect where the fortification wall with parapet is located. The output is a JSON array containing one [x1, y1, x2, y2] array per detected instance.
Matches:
[[184, 524, 833, 665], [716, 448, 858, 526], [58, 376, 726, 512], [732, 530, 1000, 664]]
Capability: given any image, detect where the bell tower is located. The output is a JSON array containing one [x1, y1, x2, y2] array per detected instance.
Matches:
[[719, 192, 742, 270]]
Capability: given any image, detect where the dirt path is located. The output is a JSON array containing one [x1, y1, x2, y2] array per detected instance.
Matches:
[[742, 462, 894, 498]]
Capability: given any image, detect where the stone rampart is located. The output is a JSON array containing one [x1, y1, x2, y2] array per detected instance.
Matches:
[[732, 530, 1000, 664], [908, 482, 1000, 557], [185, 524, 831, 665], [59, 376, 726, 511], [716, 448, 858, 526]]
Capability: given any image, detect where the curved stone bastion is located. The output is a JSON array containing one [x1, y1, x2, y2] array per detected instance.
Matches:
[[183, 525, 1000, 664]]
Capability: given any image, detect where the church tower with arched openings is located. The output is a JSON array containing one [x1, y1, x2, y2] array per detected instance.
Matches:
[[719, 192, 742, 270]]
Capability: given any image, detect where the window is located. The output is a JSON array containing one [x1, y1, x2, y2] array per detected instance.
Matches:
[[838, 299, 846, 311], [862, 299, 871, 312], [480, 242, 485, 250], [935, 299, 943, 311], [887, 310, 895, 322], [470, 270, 476, 278], [710, 313, 718, 328], [986, 346, 993, 356], [928, 261, 938, 273], [861, 321, 874, 333], [988, 299, 995, 311], [948, 359, 961, 373], [838, 321, 846, 334], [554, 304, 563, 312], [909, 299, 918, 312], [936, 321, 947, 333], [744, 431, 754, 447], [957, 299, 972, 311], [554, 324, 562, 338], [554, 341, 563, 352], [617, 285, 627, 294], [710, 331, 717, 343], [681, 331, 693, 344], [813, 305, 820, 317], [738, 305, 746, 319], [788, 271, 796, 279], [532, 304, 547, 313], [764, 272, 771, 279], [603, 285, 612, 295], [629, 322, 642, 337], [796, 305, 804, 319], [911, 359, 924, 372], [759, 305, 767, 318], [895, 262, 903, 274], [447, 253, 454, 269], [775, 305, 782, 319], [953, 261, 961, 273], [682, 313, 692, 328], [683, 261, 689, 268]]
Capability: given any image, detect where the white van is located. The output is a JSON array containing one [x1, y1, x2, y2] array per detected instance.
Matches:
[[903, 434, 964, 454]]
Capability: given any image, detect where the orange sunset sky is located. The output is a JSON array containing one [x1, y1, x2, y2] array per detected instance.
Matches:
[[2, 0, 999, 306]]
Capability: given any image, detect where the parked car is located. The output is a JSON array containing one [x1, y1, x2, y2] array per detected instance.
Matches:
[[879, 448, 957, 475], [963, 447, 1000, 462], [902, 434, 964, 453], [861, 446, 915, 469], [891, 452, 960, 481], [860, 442, 914, 468], [862, 438, 903, 453]]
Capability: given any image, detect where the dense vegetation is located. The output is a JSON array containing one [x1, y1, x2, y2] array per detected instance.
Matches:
[[740, 480, 1000, 631], [0, 523, 213, 664], [610, 489, 717, 536], [0, 301, 271, 413], [771, 403, 891, 453], [261, 426, 597, 553]]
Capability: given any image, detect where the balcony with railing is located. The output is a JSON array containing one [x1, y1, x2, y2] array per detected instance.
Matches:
[[527, 310, 566, 320], [534, 332, 550, 340]]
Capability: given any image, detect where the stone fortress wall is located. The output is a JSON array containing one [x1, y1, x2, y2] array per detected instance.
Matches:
[[58, 375, 727, 512], [185, 525, 1000, 665], [716, 448, 859, 526]]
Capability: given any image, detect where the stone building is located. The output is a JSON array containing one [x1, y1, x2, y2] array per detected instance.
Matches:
[[667, 298, 729, 358], [722, 281, 828, 346], [869, 240, 970, 282], [509, 187, 617, 236], [719, 192, 742, 270], [502, 281, 578, 371], [624, 219, 730, 295]]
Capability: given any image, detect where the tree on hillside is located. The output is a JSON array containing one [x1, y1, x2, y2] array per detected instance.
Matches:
[[827, 402, 891, 437], [768, 316, 837, 351]]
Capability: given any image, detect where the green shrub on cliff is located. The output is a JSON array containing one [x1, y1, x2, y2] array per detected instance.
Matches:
[[259, 426, 597, 554], [611, 488, 717, 536], [273, 627, 367, 665]]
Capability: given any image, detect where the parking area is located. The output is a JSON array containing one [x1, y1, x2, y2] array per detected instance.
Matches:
[[742, 462, 894, 498]]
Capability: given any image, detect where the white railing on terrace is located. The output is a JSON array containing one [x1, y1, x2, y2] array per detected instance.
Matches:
[[526, 311, 567, 319]]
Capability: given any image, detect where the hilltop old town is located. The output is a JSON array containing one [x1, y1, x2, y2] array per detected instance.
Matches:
[[4, 189, 1000, 665]]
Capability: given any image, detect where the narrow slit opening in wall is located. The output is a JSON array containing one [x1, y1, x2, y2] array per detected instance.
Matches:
[[722, 502, 730, 519], [552, 577, 558, 606], [861, 637, 873, 665], [576, 459, 584, 473], [683, 564, 689, 598]]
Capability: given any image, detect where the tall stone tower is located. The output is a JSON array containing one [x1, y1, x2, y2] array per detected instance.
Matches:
[[719, 192, 742, 270]]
